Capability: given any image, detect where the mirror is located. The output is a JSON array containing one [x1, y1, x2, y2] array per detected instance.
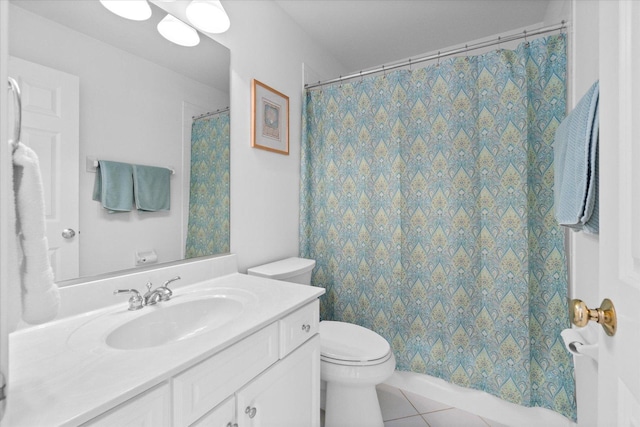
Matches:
[[8, 0, 230, 283]]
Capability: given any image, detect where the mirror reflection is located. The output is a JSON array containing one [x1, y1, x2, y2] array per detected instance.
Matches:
[[8, 0, 231, 283]]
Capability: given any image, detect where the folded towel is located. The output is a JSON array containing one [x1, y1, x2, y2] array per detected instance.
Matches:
[[7, 142, 21, 332], [92, 160, 134, 213], [12, 142, 60, 324], [554, 81, 599, 234], [132, 164, 171, 211]]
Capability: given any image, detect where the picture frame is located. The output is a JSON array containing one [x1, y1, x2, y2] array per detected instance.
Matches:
[[251, 79, 289, 155]]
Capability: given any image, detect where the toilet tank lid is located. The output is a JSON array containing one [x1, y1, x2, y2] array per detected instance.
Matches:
[[246, 257, 316, 280]]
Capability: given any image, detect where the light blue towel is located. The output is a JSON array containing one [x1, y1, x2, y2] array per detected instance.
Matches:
[[554, 81, 599, 234], [92, 160, 134, 213], [132, 164, 171, 211]]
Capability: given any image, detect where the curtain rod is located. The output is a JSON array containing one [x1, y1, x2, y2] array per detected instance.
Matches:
[[305, 21, 566, 90], [192, 107, 230, 120]]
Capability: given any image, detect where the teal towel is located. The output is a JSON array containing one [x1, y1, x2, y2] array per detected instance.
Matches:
[[92, 160, 134, 213], [554, 81, 599, 234], [132, 164, 171, 211]]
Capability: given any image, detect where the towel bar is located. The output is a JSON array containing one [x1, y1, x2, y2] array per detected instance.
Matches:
[[7, 77, 22, 154], [89, 159, 175, 175]]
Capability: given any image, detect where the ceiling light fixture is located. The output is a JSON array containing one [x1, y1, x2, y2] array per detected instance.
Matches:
[[186, 0, 230, 34], [99, 0, 152, 21], [157, 14, 200, 47]]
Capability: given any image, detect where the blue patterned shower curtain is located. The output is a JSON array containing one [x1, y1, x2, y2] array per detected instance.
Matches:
[[300, 35, 575, 419], [186, 112, 230, 258]]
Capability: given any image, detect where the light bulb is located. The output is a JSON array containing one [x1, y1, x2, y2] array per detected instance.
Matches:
[[99, 0, 152, 21], [157, 14, 200, 47], [186, 0, 230, 34]]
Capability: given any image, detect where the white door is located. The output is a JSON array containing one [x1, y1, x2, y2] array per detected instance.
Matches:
[[8, 57, 79, 282], [596, 0, 640, 424]]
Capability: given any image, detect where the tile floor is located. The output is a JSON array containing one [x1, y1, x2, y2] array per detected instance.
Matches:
[[376, 384, 511, 427]]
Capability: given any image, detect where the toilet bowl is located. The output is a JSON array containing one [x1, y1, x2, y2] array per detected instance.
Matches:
[[247, 257, 395, 427], [320, 321, 396, 427]]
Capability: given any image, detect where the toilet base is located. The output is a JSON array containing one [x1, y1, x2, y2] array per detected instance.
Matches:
[[324, 382, 384, 427]]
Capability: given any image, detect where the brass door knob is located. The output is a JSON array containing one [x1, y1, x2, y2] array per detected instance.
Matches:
[[570, 298, 617, 336]]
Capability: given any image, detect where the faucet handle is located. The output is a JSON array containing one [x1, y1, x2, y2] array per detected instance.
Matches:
[[158, 276, 180, 302], [163, 276, 181, 287], [113, 289, 144, 311]]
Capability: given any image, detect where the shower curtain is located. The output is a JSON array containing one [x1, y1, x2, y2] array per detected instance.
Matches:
[[300, 35, 575, 419], [185, 112, 230, 258]]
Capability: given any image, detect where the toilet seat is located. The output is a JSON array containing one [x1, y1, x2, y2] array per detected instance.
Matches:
[[319, 321, 391, 366], [321, 351, 393, 366]]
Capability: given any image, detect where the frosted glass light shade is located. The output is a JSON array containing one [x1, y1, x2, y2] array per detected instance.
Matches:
[[157, 14, 200, 47], [99, 0, 152, 21], [186, 0, 230, 34]]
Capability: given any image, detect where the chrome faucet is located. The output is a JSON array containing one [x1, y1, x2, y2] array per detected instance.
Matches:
[[113, 289, 144, 311], [115, 276, 181, 309], [143, 281, 163, 306]]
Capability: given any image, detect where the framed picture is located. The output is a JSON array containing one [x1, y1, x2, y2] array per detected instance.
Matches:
[[251, 79, 289, 155]]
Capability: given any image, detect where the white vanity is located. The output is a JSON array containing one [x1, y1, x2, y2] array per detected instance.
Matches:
[[5, 255, 324, 426]]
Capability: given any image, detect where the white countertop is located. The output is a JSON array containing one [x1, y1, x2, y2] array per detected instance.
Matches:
[[5, 273, 324, 426]]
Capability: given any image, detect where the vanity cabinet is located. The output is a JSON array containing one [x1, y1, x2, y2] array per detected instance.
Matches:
[[84, 300, 320, 427], [194, 336, 320, 427]]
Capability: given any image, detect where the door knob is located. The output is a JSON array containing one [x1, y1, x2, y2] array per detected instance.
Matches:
[[570, 298, 617, 336], [61, 228, 76, 239]]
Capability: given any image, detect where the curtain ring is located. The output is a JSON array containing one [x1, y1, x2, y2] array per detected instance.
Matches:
[[437, 51, 441, 67], [498, 36, 502, 51], [382, 65, 386, 79], [524, 30, 529, 47], [339, 75, 342, 88], [408, 58, 412, 73]]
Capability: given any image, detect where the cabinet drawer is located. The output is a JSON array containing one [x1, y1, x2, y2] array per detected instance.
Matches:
[[174, 323, 279, 426], [83, 382, 171, 427], [279, 300, 319, 358]]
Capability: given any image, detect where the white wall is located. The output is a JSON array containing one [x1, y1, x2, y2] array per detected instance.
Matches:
[[206, 1, 347, 272], [8, 5, 228, 277]]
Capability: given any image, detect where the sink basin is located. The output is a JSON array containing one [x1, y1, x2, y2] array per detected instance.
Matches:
[[66, 287, 257, 352], [106, 296, 243, 350]]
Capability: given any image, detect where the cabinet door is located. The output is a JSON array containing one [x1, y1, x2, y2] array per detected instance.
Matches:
[[83, 382, 170, 427], [191, 396, 235, 427], [237, 335, 320, 427]]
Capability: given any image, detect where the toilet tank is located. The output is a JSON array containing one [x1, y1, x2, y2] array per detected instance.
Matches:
[[247, 257, 316, 285]]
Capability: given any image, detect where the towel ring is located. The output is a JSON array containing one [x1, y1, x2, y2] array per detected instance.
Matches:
[[7, 77, 22, 154]]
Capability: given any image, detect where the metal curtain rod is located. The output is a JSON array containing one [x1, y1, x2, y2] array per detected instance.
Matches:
[[192, 107, 230, 121], [305, 21, 566, 90]]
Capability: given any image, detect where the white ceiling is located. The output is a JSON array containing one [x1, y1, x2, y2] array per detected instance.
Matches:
[[276, 0, 553, 73], [11, 0, 553, 90], [10, 0, 230, 93]]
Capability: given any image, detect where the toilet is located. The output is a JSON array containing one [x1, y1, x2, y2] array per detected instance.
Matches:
[[247, 257, 396, 427]]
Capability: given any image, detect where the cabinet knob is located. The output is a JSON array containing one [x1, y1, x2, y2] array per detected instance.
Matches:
[[226, 423, 238, 427], [245, 406, 257, 418], [301, 324, 311, 333]]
